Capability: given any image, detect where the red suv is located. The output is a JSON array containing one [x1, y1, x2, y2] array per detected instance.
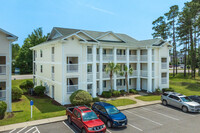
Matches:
[[66, 106, 106, 133]]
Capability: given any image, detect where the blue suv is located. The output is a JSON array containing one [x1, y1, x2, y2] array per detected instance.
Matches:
[[92, 102, 127, 128]]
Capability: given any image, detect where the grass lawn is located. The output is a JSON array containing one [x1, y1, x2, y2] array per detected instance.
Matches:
[[105, 99, 136, 107], [0, 79, 66, 126], [135, 73, 200, 101]]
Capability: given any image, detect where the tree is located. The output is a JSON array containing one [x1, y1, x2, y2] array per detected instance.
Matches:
[[15, 28, 49, 74], [165, 5, 179, 76], [12, 43, 20, 60], [119, 65, 133, 93], [105, 62, 120, 93], [152, 16, 169, 40]]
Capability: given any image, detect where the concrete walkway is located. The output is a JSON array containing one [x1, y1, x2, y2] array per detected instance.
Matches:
[[0, 94, 161, 132], [12, 74, 33, 80]]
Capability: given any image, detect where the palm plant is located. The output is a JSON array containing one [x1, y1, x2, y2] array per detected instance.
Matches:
[[105, 62, 120, 93], [119, 65, 133, 93]]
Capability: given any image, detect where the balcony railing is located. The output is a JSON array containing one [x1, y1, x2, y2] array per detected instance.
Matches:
[[162, 78, 167, 84], [117, 55, 126, 61], [130, 71, 138, 77], [96, 54, 100, 61], [96, 72, 100, 79], [103, 72, 109, 79], [152, 55, 155, 61], [66, 64, 78, 73], [87, 54, 93, 62], [52, 54, 55, 62], [0, 90, 6, 101], [140, 70, 148, 77], [117, 72, 124, 78], [67, 85, 78, 94], [161, 63, 167, 69], [87, 72, 93, 82], [0, 65, 6, 75], [103, 54, 113, 62], [52, 73, 55, 81], [117, 86, 126, 91], [140, 55, 147, 61], [152, 71, 155, 77], [129, 55, 137, 61]]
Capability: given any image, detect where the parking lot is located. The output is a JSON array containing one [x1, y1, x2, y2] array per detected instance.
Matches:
[[3, 104, 200, 133]]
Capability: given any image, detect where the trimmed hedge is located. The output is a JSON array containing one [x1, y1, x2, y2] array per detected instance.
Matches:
[[12, 87, 23, 101], [112, 90, 121, 97], [162, 88, 175, 93], [102, 91, 112, 98], [0, 101, 7, 119], [120, 90, 126, 95], [155, 88, 162, 95], [93, 97, 100, 102], [129, 89, 138, 94], [34, 86, 45, 96], [19, 80, 34, 90], [70, 90, 92, 105]]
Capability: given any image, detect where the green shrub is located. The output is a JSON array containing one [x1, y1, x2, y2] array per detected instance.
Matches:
[[120, 90, 126, 95], [34, 86, 45, 96], [162, 87, 175, 93], [112, 90, 121, 97], [12, 87, 23, 101], [155, 88, 162, 95], [0, 101, 7, 119], [19, 80, 34, 90], [129, 89, 138, 94], [93, 97, 100, 102], [70, 90, 92, 105], [102, 91, 112, 98]]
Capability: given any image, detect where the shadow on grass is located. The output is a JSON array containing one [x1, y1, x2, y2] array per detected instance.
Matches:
[[25, 95, 65, 113]]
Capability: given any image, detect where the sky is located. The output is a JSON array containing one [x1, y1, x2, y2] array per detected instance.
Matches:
[[0, 0, 191, 47]]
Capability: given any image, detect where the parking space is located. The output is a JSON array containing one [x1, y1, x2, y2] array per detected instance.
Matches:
[[3, 104, 200, 133]]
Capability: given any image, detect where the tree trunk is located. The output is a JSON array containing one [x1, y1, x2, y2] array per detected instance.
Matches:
[[110, 71, 113, 92], [188, 36, 190, 75], [125, 72, 129, 93], [172, 18, 176, 76], [190, 28, 195, 79], [184, 42, 187, 77]]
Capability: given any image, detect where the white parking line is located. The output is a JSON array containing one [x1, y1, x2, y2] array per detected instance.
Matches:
[[128, 123, 143, 132], [9, 128, 16, 133], [106, 129, 112, 133], [141, 107, 179, 121], [16, 126, 27, 133], [62, 121, 75, 133], [24, 126, 35, 133], [125, 110, 163, 126]]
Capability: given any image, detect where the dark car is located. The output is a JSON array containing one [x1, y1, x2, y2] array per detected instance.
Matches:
[[188, 95, 200, 104], [92, 102, 127, 128]]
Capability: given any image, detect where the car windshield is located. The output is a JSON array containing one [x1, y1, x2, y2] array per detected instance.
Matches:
[[106, 106, 120, 115], [180, 97, 192, 102], [82, 111, 98, 121]]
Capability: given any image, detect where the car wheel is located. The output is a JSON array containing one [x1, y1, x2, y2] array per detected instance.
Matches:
[[81, 128, 86, 133], [182, 106, 188, 113], [68, 115, 72, 125], [107, 121, 112, 128], [162, 100, 167, 106]]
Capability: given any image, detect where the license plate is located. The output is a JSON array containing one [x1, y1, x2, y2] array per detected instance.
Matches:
[[122, 123, 125, 126]]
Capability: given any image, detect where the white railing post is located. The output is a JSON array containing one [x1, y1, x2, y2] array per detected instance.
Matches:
[[92, 45, 97, 97], [99, 47, 103, 95], [113, 47, 117, 90], [137, 49, 141, 91], [147, 48, 152, 92]]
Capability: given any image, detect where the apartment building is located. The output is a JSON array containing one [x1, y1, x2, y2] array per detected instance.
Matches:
[[0, 28, 18, 112], [30, 27, 171, 105]]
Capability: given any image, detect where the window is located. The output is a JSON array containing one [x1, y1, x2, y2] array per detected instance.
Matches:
[[103, 65, 106, 71], [103, 49, 106, 54], [97, 49, 99, 54], [117, 79, 122, 86], [52, 47, 54, 54], [129, 79, 132, 85], [97, 65, 99, 72], [162, 73, 167, 78], [41, 65, 43, 73], [87, 47, 92, 54], [73, 109, 78, 117], [103, 81, 106, 88], [0, 56, 6, 64], [123, 79, 126, 86], [161, 58, 167, 62], [40, 50, 43, 57], [77, 111, 81, 119], [162, 93, 168, 96], [87, 64, 92, 72], [0, 82, 6, 90], [52, 66, 54, 73]]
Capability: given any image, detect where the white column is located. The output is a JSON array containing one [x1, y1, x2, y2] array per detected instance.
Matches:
[[158, 49, 161, 88], [167, 48, 170, 88], [126, 48, 130, 91], [113, 47, 117, 90], [92, 45, 97, 97], [147, 48, 152, 92], [136, 49, 141, 91], [7, 42, 12, 112], [99, 47, 103, 95]]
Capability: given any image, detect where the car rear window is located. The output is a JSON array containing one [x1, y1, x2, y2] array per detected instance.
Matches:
[[163, 93, 168, 96]]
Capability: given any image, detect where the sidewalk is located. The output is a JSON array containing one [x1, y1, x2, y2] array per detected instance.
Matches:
[[0, 94, 161, 132]]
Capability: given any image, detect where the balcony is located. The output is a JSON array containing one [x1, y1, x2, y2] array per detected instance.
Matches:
[[67, 85, 78, 94], [161, 63, 167, 69], [129, 55, 137, 61], [162, 78, 167, 84], [87, 72, 93, 82], [140, 55, 147, 61], [0, 90, 6, 101], [52, 54, 55, 62], [117, 72, 124, 78], [0, 65, 6, 75], [117, 55, 126, 62], [140, 70, 148, 77], [103, 54, 113, 62], [66, 64, 78, 73], [52, 73, 55, 81], [96, 54, 100, 61], [152, 71, 155, 77], [87, 54, 93, 62], [130, 71, 138, 77], [152, 55, 155, 61], [103, 72, 109, 79], [117, 86, 126, 91], [96, 72, 100, 79]]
